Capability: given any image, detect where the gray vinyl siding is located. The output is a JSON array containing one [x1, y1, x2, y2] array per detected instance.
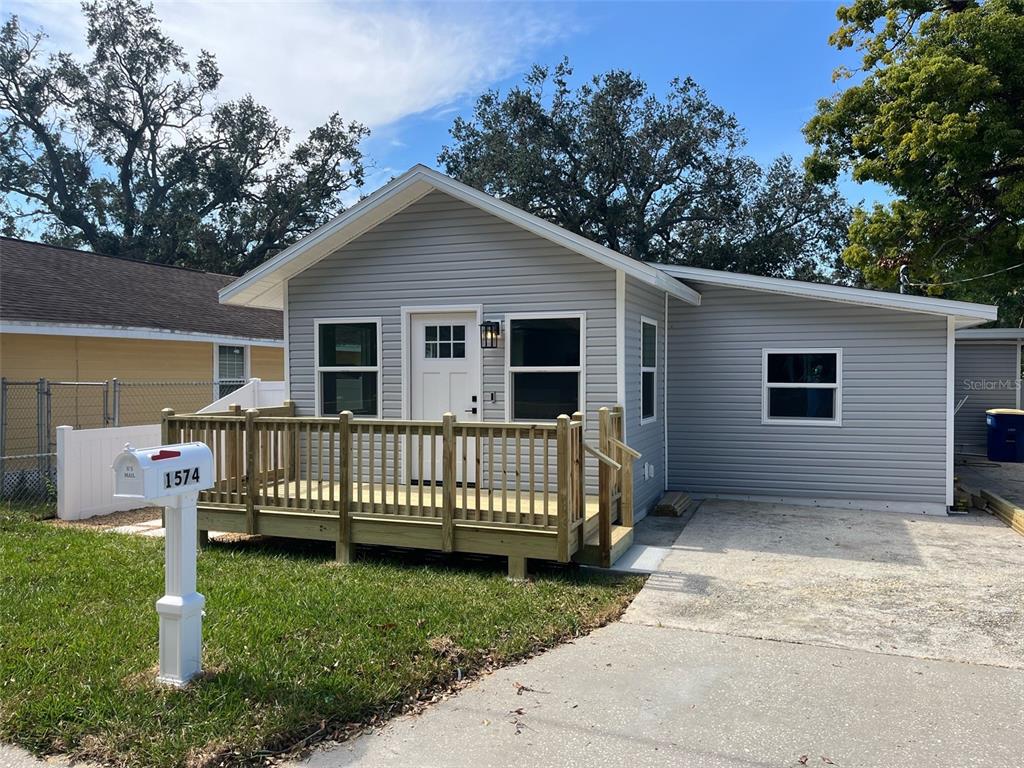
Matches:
[[954, 342, 1021, 453], [287, 190, 617, 484], [666, 282, 950, 509], [624, 276, 667, 518]]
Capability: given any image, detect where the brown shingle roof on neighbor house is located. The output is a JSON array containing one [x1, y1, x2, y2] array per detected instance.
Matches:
[[0, 238, 282, 341]]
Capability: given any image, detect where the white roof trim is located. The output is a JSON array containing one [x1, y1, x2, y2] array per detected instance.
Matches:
[[219, 164, 701, 309], [0, 319, 284, 347], [656, 264, 998, 327], [956, 328, 1023, 341]]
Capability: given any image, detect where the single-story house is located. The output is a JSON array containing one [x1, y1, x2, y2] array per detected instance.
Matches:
[[218, 164, 998, 519], [0, 237, 284, 424], [954, 328, 1023, 455]]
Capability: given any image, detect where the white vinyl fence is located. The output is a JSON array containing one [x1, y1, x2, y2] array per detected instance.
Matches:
[[198, 379, 286, 413], [56, 423, 161, 520]]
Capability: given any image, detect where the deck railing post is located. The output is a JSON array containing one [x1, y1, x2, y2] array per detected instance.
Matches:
[[161, 408, 174, 446], [572, 411, 586, 554], [244, 409, 258, 534], [337, 410, 354, 563], [613, 403, 632, 527], [283, 400, 296, 481], [556, 414, 571, 562], [225, 404, 242, 502], [441, 413, 456, 552], [597, 406, 612, 568]]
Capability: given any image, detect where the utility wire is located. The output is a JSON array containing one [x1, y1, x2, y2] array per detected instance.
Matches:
[[901, 260, 1024, 289]]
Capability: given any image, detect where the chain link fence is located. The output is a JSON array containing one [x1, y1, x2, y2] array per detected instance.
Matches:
[[1, 378, 243, 511]]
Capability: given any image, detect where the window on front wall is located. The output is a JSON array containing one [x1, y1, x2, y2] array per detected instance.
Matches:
[[641, 319, 657, 423], [317, 320, 380, 416], [216, 345, 246, 398], [508, 316, 582, 420], [763, 349, 842, 425]]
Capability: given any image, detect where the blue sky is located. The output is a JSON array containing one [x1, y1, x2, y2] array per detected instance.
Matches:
[[364, 1, 887, 207], [10, 0, 887, 207]]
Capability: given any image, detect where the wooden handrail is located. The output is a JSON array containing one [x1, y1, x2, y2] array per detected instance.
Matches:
[[608, 436, 641, 460], [584, 441, 622, 471]]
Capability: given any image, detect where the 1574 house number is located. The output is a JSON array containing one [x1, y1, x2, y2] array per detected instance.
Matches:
[[164, 467, 201, 489]]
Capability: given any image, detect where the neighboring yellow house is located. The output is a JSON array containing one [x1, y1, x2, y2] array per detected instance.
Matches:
[[0, 238, 284, 472]]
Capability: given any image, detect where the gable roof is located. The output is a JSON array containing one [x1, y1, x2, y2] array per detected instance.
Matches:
[[0, 237, 283, 344], [656, 264, 998, 328], [219, 164, 702, 309]]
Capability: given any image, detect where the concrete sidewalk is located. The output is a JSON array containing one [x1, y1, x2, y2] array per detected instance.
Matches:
[[297, 621, 1024, 768]]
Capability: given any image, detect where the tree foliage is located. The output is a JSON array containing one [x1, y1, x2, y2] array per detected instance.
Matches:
[[439, 61, 852, 282], [0, 0, 368, 274], [805, 0, 1024, 325]]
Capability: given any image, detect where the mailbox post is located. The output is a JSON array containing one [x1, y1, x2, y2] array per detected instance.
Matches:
[[113, 442, 213, 686]]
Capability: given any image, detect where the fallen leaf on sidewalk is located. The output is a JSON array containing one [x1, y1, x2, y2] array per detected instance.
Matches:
[[798, 757, 808, 766]]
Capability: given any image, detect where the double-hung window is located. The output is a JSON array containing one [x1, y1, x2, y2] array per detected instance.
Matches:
[[317, 319, 380, 416], [508, 315, 583, 420], [641, 319, 657, 423], [215, 345, 247, 399], [762, 349, 842, 425]]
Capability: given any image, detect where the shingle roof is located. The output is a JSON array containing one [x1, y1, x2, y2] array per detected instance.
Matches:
[[0, 238, 282, 341]]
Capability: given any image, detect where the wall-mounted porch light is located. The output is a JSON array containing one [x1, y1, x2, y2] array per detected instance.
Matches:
[[479, 320, 501, 349]]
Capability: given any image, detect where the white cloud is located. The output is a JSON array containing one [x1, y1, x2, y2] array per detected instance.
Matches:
[[8, 0, 567, 134]]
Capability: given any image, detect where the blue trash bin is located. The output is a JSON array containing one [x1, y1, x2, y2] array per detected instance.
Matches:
[[986, 409, 1024, 462]]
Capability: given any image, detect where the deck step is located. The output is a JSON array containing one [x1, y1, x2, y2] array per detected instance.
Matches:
[[575, 524, 634, 567], [653, 490, 692, 517]]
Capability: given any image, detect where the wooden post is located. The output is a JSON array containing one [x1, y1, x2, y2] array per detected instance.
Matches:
[[283, 400, 296, 482], [508, 555, 527, 581], [441, 413, 456, 553], [161, 408, 174, 445], [555, 414, 570, 562], [572, 411, 586, 554], [225, 404, 241, 500], [244, 408, 258, 534], [337, 411, 354, 563], [597, 407, 612, 568], [613, 404, 633, 527]]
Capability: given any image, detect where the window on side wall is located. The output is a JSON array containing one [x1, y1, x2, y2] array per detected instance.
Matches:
[[508, 316, 582, 420], [216, 344, 247, 399], [641, 319, 657, 423], [762, 349, 842, 425], [317, 320, 380, 416]]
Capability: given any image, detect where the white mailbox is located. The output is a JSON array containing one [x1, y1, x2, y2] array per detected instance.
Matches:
[[113, 442, 214, 500], [112, 441, 213, 687]]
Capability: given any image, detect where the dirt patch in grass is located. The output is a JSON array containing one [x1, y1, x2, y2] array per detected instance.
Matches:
[[0, 515, 643, 767], [49, 506, 163, 529]]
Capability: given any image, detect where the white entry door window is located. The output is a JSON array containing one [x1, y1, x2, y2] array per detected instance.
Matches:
[[409, 311, 480, 484]]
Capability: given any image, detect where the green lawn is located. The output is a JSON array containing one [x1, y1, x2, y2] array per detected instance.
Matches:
[[0, 505, 642, 767]]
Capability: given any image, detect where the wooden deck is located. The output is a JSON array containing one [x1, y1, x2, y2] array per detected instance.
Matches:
[[165, 404, 638, 575]]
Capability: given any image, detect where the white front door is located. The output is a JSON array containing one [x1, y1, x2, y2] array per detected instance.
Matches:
[[409, 311, 480, 484]]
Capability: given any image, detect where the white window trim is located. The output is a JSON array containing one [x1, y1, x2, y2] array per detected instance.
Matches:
[[640, 316, 658, 425], [213, 343, 250, 400], [504, 311, 587, 422], [314, 317, 383, 417], [761, 348, 843, 427]]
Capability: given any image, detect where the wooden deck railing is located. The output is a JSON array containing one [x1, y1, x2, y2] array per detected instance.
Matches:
[[162, 403, 633, 566]]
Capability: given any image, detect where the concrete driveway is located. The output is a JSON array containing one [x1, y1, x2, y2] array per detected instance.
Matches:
[[292, 500, 1024, 767], [628, 500, 1024, 668]]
